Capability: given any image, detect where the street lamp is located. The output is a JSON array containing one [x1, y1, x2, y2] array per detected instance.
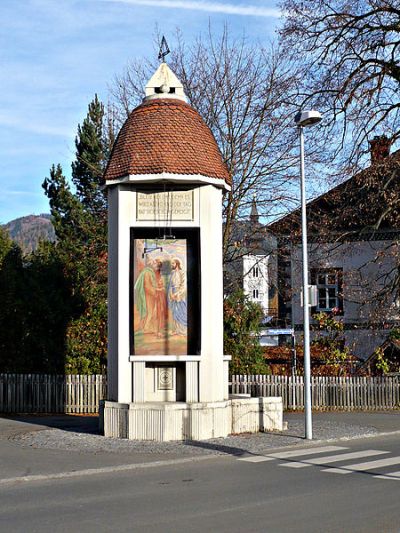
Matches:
[[294, 109, 322, 440]]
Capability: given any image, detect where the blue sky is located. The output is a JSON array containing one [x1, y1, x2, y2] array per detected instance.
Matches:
[[0, 0, 281, 223]]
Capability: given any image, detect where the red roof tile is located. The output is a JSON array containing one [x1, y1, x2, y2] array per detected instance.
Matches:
[[103, 98, 231, 186]]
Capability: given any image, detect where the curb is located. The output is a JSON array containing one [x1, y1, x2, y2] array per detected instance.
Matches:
[[2, 429, 399, 486], [0, 455, 216, 487], [316, 429, 400, 444]]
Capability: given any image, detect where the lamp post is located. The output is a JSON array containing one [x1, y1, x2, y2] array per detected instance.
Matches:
[[294, 110, 322, 440]]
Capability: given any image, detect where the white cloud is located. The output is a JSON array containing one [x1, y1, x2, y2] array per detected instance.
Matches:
[[0, 112, 73, 138], [103, 0, 280, 17], [6, 190, 44, 197]]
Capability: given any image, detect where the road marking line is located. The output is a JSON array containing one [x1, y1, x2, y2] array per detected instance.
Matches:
[[280, 450, 388, 468], [374, 471, 400, 481], [238, 446, 346, 463], [238, 456, 272, 463], [323, 456, 400, 474]]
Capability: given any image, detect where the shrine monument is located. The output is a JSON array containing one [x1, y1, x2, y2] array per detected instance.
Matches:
[[100, 55, 283, 441]]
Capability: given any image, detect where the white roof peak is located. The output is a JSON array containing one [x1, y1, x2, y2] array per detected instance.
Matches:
[[144, 63, 187, 103]]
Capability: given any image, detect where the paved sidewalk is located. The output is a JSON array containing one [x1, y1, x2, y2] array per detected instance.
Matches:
[[0, 411, 399, 484]]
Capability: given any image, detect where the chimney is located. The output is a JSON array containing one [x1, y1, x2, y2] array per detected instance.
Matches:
[[369, 135, 391, 163]]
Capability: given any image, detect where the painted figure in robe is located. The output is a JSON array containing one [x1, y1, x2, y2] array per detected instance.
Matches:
[[154, 259, 167, 337], [168, 257, 187, 336], [134, 259, 157, 332]]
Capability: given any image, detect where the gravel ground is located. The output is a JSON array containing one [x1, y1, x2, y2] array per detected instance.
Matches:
[[11, 420, 379, 457]]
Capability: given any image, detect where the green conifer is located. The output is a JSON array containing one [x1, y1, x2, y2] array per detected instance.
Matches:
[[42, 96, 112, 374], [72, 94, 107, 215]]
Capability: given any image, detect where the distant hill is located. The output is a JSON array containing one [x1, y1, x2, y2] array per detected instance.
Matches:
[[2, 214, 56, 254]]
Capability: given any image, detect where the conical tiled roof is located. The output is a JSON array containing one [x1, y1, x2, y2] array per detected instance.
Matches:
[[103, 98, 231, 188]]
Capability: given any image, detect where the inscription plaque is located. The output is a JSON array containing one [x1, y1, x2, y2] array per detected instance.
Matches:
[[137, 190, 193, 221]]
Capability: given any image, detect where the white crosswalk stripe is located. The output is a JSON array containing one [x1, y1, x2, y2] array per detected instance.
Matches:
[[238, 455, 272, 463], [280, 450, 388, 468], [237, 445, 400, 482], [238, 445, 346, 463], [323, 456, 400, 475], [374, 470, 400, 481]]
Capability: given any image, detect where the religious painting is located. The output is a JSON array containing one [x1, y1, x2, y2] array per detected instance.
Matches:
[[132, 238, 188, 355]]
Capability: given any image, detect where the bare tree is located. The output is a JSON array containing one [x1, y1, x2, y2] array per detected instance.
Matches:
[[280, 0, 400, 174], [109, 27, 303, 265], [277, 0, 400, 332]]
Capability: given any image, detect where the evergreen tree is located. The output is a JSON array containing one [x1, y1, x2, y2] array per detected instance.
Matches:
[[0, 232, 25, 371], [0, 226, 13, 266], [43, 164, 86, 243], [42, 96, 111, 374], [22, 242, 78, 373], [72, 94, 107, 215]]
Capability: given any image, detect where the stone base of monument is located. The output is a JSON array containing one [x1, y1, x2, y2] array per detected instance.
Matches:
[[100, 397, 283, 441]]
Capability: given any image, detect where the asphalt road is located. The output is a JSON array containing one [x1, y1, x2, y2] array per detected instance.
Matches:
[[1, 432, 399, 533]]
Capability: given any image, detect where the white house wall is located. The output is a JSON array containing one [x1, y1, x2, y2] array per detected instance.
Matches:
[[243, 255, 270, 312], [291, 239, 400, 358]]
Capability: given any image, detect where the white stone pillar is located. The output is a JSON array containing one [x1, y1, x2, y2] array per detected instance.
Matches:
[[186, 361, 199, 402], [107, 185, 132, 403], [199, 185, 225, 402], [132, 361, 146, 402]]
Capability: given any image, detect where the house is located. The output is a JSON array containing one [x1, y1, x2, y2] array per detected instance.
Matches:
[[224, 198, 281, 346], [269, 136, 400, 360], [225, 199, 277, 309]]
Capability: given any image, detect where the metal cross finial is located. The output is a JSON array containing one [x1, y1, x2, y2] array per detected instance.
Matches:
[[158, 36, 170, 62]]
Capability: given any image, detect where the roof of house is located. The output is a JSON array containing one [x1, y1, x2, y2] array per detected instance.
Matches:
[[103, 98, 231, 187], [269, 149, 400, 239]]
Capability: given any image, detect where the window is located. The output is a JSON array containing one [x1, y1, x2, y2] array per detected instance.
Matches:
[[253, 289, 259, 299], [313, 269, 343, 313], [252, 266, 259, 278]]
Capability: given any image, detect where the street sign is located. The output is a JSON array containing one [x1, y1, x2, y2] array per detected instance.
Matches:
[[264, 329, 294, 336], [300, 285, 318, 307]]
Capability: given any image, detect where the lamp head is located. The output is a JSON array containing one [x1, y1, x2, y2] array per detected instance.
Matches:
[[294, 110, 322, 127]]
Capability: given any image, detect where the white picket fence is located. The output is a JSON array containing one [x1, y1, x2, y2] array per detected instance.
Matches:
[[0, 374, 107, 414], [1, 373, 399, 413], [231, 375, 400, 410]]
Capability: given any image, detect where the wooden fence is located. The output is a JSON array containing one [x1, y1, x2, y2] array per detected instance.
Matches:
[[231, 375, 400, 411], [1, 373, 399, 413], [0, 374, 107, 414]]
